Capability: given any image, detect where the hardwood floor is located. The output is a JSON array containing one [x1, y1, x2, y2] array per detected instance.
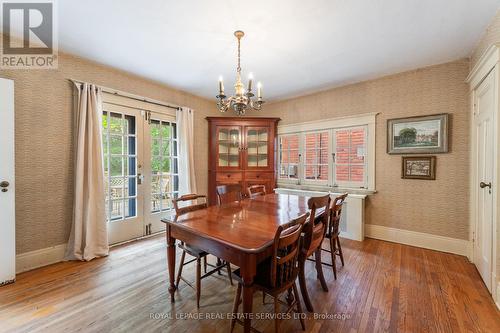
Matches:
[[0, 235, 499, 333]]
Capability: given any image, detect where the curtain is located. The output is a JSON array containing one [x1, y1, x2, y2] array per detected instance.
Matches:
[[176, 107, 197, 195], [65, 83, 109, 261]]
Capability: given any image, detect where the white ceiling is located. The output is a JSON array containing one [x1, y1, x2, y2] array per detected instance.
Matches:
[[42, 1, 500, 99]]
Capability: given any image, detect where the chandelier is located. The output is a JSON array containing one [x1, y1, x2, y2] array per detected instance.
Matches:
[[216, 30, 264, 116]]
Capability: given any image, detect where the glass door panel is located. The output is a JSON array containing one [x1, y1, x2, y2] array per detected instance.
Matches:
[[144, 113, 178, 234], [102, 104, 144, 245], [245, 127, 269, 168], [217, 126, 241, 168]]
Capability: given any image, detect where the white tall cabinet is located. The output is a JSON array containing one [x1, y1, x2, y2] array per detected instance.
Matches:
[[0, 78, 15, 286]]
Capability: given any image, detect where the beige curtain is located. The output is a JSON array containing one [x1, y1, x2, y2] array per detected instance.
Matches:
[[65, 83, 109, 261], [176, 107, 197, 195]]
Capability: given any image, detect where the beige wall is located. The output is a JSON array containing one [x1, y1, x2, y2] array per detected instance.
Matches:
[[471, 10, 500, 69], [1, 51, 215, 254], [261, 59, 471, 240]]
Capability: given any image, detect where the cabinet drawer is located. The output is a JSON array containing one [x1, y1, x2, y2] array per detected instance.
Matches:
[[245, 172, 274, 181], [216, 172, 243, 182]]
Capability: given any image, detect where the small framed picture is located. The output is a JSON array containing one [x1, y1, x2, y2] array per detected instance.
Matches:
[[401, 156, 436, 180], [387, 113, 448, 154]]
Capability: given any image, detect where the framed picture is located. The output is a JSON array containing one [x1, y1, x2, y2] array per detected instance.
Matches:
[[387, 113, 448, 154], [401, 156, 436, 180]]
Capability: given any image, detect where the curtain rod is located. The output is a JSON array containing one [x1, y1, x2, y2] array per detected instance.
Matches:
[[68, 78, 181, 111]]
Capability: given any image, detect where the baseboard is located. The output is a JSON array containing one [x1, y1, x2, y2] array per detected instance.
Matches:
[[16, 243, 67, 273], [365, 224, 470, 257], [495, 281, 500, 311]]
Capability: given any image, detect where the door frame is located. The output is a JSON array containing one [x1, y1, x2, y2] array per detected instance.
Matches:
[[467, 43, 499, 303]]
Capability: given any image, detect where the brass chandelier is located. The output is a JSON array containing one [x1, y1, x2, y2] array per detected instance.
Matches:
[[216, 30, 264, 116]]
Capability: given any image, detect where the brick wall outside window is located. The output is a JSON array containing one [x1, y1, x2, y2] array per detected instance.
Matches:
[[278, 126, 367, 187]]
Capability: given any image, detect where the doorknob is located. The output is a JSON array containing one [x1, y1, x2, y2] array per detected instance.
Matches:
[[479, 181, 492, 189], [0, 181, 9, 193]]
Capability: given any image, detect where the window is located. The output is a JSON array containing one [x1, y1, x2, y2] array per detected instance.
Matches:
[[304, 132, 329, 182], [279, 134, 300, 180], [334, 127, 366, 187], [150, 119, 178, 213], [277, 113, 376, 191], [103, 112, 138, 222]]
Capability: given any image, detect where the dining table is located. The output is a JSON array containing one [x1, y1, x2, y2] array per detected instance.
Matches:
[[161, 193, 313, 333]]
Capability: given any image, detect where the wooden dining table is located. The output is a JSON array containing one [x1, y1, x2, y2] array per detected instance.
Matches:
[[161, 193, 312, 333]]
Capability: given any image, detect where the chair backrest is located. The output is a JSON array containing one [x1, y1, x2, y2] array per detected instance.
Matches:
[[216, 184, 243, 205], [302, 194, 331, 257], [172, 194, 208, 216], [270, 212, 309, 289], [328, 193, 348, 237], [247, 184, 266, 199]]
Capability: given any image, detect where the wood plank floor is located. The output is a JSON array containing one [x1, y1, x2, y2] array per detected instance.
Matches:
[[0, 235, 499, 333]]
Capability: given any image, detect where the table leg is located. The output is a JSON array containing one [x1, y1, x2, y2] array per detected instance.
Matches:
[[240, 259, 256, 333], [166, 225, 176, 303]]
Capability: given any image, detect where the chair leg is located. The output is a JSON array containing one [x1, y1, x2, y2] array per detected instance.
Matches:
[[298, 258, 314, 312], [203, 256, 208, 274], [216, 257, 222, 275], [293, 282, 306, 331], [315, 248, 328, 292], [230, 284, 242, 333], [274, 295, 281, 333], [330, 237, 337, 280], [196, 258, 201, 308], [337, 237, 345, 267], [226, 262, 233, 285], [175, 250, 186, 288]]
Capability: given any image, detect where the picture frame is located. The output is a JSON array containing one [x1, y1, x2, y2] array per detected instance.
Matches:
[[387, 113, 448, 154], [401, 156, 436, 180]]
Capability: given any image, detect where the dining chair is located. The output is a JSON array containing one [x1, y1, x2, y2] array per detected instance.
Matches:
[[247, 184, 266, 198], [216, 184, 243, 205], [298, 194, 331, 313], [321, 193, 348, 280], [230, 212, 309, 333], [172, 194, 233, 308]]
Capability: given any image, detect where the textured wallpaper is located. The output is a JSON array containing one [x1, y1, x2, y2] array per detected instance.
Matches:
[[262, 60, 471, 240], [1, 51, 215, 254]]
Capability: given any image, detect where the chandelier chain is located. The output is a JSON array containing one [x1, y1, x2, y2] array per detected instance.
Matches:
[[237, 35, 241, 73]]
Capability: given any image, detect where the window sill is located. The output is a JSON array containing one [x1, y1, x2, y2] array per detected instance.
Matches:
[[275, 182, 376, 197]]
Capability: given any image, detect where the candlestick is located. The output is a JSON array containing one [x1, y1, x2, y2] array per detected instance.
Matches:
[[218, 76, 224, 95], [257, 82, 262, 98], [248, 73, 253, 92]]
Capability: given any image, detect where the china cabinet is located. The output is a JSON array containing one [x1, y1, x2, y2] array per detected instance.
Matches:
[[206, 117, 280, 205]]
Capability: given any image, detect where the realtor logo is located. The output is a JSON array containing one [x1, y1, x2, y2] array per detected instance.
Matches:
[[1, 0, 58, 69]]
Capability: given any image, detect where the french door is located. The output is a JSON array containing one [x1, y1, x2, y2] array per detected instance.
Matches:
[[102, 103, 177, 244], [144, 112, 179, 234]]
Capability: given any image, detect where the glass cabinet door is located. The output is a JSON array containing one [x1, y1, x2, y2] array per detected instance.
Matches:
[[217, 126, 241, 167], [246, 127, 269, 168]]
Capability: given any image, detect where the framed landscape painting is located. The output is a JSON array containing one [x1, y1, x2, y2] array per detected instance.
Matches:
[[401, 156, 436, 180], [387, 113, 448, 154]]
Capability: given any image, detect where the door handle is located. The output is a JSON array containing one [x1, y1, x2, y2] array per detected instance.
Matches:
[[479, 181, 492, 189], [0, 181, 9, 192]]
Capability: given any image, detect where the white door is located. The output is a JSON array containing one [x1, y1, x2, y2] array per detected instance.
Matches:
[[144, 112, 179, 234], [473, 69, 495, 293], [102, 103, 145, 244], [0, 78, 15, 285]]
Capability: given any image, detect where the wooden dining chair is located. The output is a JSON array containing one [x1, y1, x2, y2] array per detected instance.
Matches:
[[230, 212, 309, 333], [298, 194, 331, 313], [247, 184, 266, 198], [172, 194, 233, 308], [216, 184, 243, 205], [321, 193, 348, 280]]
